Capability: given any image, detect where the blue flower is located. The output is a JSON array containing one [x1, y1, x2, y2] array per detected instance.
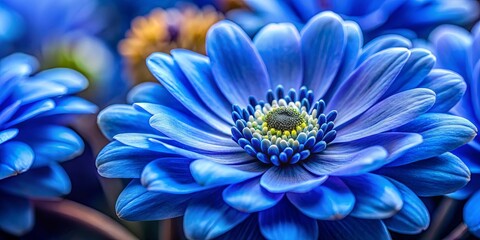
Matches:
[[228, 0, 479, 40], [0, 53, 97, 235], [97, 12, 476, 239], [0, 0, 103, 55], [0, 0, 124, 106], [429, 22, 480, 237]]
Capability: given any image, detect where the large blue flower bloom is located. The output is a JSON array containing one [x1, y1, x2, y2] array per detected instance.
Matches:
[[97, 12, 476, 239], [0, 53, 97, 235], [429, 22, 480, 237], [229, 0, 479, 40]]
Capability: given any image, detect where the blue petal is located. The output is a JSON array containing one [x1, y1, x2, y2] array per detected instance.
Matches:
[[317, 217, 390, 240], [472, 61, 480, 120], [0, 194, 33, 236], [3, 99, 55, 128], [96, 141, 164, 178], [171, 49, 232, 123], [335, 88, 435, 142], [229, 0, 302, 35], [206, 20, 270, 107], [0, 53, 37, 80], [358, 35, 411, 64], [260, 165, 327, 193], [144, 137, 255, 164], [16, 125, 84, 167], [383, 178, 430, 234], [0, 141, 33, 180], [33, 68, 88, 94], [97, 104, 155, 140], [322, 21, 363, 102], [127, 82, 184, 112], [383, 48, 436, 97], [473, 22, 480, 64], [215, 214, 263, 240], [190, 159, 266, 186], [342, 173, 402, 219], [392, 113, 477, 166], [113, 133, 174, 153], [141, 158, 209, 194], [301, 12, 345, 98], [464, 190, 480, 237], [184, 192, 249, 239], [327, 48, 410, 126], [12, 81, 67, 106], [116, 179, 193, 221], [147, 53, 231, 134], [376, 153, 470, 197], [304, 132, 422, 175], [223, 176, 283, 212], [259, 198, 318, 240], [419, 69, 466, 113], [254, 23, 302, 90], [288, 177, 355, 220], [0, 101, 21, 126], [148, 106, 241, 153], [0, 128, 18, 144], [0, 163, 70, 198], [430, 25, 472, 80], [324, 147, 388, 176], [448, 173, 480, 200], [39, 96, 97, 116]]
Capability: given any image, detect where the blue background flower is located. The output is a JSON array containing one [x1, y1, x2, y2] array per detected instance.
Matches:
[[429, 22, 480, 237], [97, 12, 476, 239], [0, 0, 126, 107], [0, 53, 96, 235], [228, 0, 479, 40]]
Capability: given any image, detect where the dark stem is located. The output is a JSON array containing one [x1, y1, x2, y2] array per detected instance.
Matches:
[[160, 219, 172, 240], [444, 223, 469, 240], [421, 197, 459, 240], [34, 199, 138, 240]]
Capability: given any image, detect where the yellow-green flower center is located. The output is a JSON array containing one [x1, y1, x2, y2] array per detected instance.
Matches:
[[265, 107, 305, 131]]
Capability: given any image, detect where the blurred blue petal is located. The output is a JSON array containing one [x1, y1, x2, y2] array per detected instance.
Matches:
[[0, 164, 70, 198], [465, 190, 480, 237], [0, 141, 33, 180], [0, 194, 33, 236]]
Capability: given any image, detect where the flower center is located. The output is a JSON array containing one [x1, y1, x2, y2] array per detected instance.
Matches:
[[231, 85, 338, 166], [265, 107, 305, 131], [119, 6, 223, 84]]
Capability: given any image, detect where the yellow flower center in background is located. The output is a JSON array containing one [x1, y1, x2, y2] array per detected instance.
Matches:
[[119, 6, 223, 84]]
